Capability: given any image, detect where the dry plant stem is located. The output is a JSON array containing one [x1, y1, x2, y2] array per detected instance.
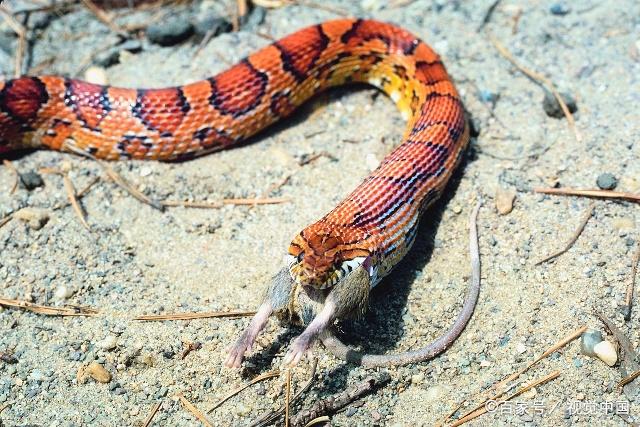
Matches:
[[285, 369, 292, 427], [488, 33, 581, 143], [52, 177, 100, 211], [208, 370, 280, 413], [101, 162, 163, 210], [65, 144, 164, 210], [249, 359, 318, 427], [535, 203, 594, 265], [0, 215, 11, 229], [134, 310, 255, 321], [535, 187, 640, 203], [477, 0, 502, 31], [619, 369, 640, 388], [321, 201, 482, 367], [63, 174, 92, 231], [622, 244, 640, 320], [3, 160, 19, 194], [595, 311, 640, 372], [141, 401, 162, 427], [442, 325, 586, 425], [303, 416, 330, 427], [177, 393, 213, 427], [291, 372, 391, 427], [161, 197, 290, 209], [0, 7, 26, 77], [80, 0, 127, 35], [450, 371, 560, 427], [252, 0, 290, 8], [0, 297, 98, 316]]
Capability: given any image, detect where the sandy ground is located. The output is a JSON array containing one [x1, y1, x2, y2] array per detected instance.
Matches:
[[1, 0, 639, 425]]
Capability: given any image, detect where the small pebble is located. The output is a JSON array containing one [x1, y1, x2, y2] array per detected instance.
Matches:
[[593, 340, 617, 366], [54, 285, 74, 300], [345, 406, 357, 417], [451, 205, 462, 214], [549, 3, 571, 15], [147, 17, 194, 46], [580, 329, 603, 357], [495, 187, 516, 215], [542, 90, 577, 119], [19, 170, 44, 190], [13, 208, 50, 230], [411, 373, 424, 385], [84, 362, 112, 383], [596, 172, 618, 190], [365, 153, 380, 171], [516, 342, 527, 354], [235, 403, 251, 416], [84, 66, 108, 85], [98, 335, 118, 351], [478, 89, 498, 104], [194, 14, 232, 37]]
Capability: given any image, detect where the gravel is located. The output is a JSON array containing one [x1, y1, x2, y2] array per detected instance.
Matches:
[[596, 172, 618, 190]]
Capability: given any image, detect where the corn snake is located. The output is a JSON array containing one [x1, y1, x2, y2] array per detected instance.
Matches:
[[0, 18, 471, 366]]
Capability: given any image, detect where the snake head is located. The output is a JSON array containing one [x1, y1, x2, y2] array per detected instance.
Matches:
[[287, 225, 371, 289]]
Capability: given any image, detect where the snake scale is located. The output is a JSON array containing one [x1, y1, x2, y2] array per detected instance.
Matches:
[[0, 18, 473, 367]]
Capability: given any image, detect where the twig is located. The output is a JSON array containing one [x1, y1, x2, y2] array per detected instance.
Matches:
[[477, 0, 502, 31], [0, 297, 98, 316], [622, 243, 640, 320], [177, 393, 213, 427], [594, 311, 640, 398], [0, 215, 12, 229], [133, 310, 255, 321], [488, 33, 581, 143], [535, 203, 594, 265], [233, 0, 247, 31], [52, 176, 100, 211], [303, 416, 329, 427], [80, 0, 127, 35], [63, 144, 164, 210], [285, 368, 292, 427], [450, 371, 560, 426], [443, 325, 586, 425], [618, 369, 640, 389], [160, 197, 290, 209], [181, 342, 202, 360], [0, 6, 27, 77], [141, 401, 162, 427], [223, 197, 290, 206], [63, 174, 92, 231], [252, 0, 290, 7], [2, 160, 19, 194], [250, 358, 318, 427], [101, 162, 163, 210], [535, 187, 640, 203], [291, 372, 391, 427], [207, 370, 280, 413]]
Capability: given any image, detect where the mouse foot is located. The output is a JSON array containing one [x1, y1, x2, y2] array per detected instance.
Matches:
[[283, 333, 315, 366]]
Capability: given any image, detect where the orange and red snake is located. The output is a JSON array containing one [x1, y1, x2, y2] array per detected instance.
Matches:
[[0, 18, 471, 365]]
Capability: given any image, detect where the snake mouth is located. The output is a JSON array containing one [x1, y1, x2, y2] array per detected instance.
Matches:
[[287, 255, 370, 289]]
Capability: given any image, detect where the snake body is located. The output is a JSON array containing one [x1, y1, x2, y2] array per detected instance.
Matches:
[[0, 18, 468, 292]]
